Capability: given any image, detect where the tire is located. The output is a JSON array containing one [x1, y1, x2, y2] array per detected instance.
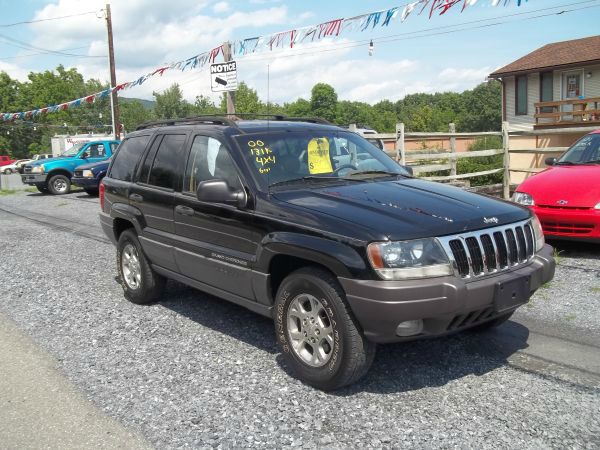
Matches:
[[470, 311, 514, 331], [274, 266, 376, 391], [2, 168, 12, 174], [84, 188, 99, 196], [47, 174, 71, 195], [116, 229, 165, 304], [35, 185, 49, 193]]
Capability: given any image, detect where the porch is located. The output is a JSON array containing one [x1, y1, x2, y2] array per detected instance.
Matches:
[[534, 97, 600, 129]]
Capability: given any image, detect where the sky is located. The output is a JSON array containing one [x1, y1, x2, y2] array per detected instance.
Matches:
[[0, 0, 599, 107]]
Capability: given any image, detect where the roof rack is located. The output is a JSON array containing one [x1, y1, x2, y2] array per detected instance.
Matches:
[[135, 116, 238, 131], [134, 114, 332, 131]]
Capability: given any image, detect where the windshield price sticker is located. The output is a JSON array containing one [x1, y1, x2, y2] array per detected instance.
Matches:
[[248, 140, 276, 174], [308, 138, 333, 174]]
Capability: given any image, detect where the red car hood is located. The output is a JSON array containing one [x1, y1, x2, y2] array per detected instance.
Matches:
[[518, 166, 600, 208]]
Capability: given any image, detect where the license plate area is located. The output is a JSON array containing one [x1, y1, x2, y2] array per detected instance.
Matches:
[[494, 276, 531, 312]]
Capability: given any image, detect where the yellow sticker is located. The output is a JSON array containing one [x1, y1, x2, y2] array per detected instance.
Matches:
[[307, 138, 333, 174]]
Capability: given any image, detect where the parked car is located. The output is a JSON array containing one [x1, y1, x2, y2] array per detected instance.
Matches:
[[21, 141, 119, 194], [0, 155, 15, 168], [1, 159, 29, 174], [513, 130, 600, 242], [72, 158, 111, 195], [342, 126, 386, 150], [100, 116, 555, 390], [18, 154, 53, 174]]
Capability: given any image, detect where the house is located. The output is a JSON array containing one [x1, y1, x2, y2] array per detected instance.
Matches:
[[489, 34, 600, 132], [489, 35, 600, 183]]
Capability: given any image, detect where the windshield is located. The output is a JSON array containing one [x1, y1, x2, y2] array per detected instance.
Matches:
[[557, 134, 600, 164], [60, 143, 85, 157], [235, 130, 408, 190]]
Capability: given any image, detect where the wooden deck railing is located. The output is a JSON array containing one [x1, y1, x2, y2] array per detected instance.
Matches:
[[534, 97, 600, 128]]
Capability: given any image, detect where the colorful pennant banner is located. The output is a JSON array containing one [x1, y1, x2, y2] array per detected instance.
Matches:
[[1, 0, 529, 122]]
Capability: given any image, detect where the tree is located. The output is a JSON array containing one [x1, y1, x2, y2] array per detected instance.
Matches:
[[283, 98, 311, 117], [0, 136, 10, 156], [459, 81, 501, 132], [153, 84, 193, 119], [219, 82, 263, 114], [309, 83, 337, 122], [194, 95, 222, 115], [120, 100, 154, 132]]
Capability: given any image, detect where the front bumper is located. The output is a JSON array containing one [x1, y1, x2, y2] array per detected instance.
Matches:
[[532, 206, 600, 242], [21, 173, 47, 185], [72, 176, 98, 188], [340, 244, 555, 343]]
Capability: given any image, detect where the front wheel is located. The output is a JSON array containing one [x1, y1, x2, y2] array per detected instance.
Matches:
[[117, 229, 165, 304], [2, 168, 12, 174], [274, 267, 376, 391], [84, 188, 99, 196], [35, 185, 49, 193], [47, 174, 71, 195]]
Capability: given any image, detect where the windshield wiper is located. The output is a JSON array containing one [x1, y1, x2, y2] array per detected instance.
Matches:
[[554, 161, 577, 165], [342, 170, 402, 178], [582, 159, 600, 164], [268, 176, 338, 188]]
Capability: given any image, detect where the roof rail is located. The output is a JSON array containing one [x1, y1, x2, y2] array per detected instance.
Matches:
[[135, 116, 238, 131], [134, 114, 332, 131]]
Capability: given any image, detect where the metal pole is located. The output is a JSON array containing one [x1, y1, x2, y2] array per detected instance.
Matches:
[[222, 42, 236, 116], [396, 123, 405, 164], [502, 121, 511, 200], [105, 4, 120, 140]]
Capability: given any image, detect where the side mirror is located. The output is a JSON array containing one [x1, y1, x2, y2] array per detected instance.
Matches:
[[81, 152, 89, 159], [544, 157, 557, 166], [196, 179, 247, 208], [400, 165, 414, 176]]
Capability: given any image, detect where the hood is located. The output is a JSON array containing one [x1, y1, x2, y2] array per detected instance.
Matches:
[[517, 166, 600, 207], [273, 178, 529, 241], [26, 156, 66, 167]]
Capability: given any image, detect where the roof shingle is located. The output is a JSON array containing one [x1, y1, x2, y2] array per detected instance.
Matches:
[[490, 35, 600, 77]]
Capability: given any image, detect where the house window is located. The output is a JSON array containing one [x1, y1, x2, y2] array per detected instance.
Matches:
[[540, 72, 553, 113], [516, 75, 528, 115]]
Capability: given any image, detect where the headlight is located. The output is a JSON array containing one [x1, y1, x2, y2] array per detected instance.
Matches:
[[31, 165, 45, 173], [512, 192, 534, 206], [530, 214, 545, 252], [595, 202, 600, 210], [82, 170, 94, 178], [367, 238, 452, 280]]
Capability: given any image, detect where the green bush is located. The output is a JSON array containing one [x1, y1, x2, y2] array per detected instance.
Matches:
[[457, 136, 503, 186]]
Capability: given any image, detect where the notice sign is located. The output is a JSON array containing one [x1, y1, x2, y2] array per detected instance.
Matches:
[[210, 61, 238, 92]]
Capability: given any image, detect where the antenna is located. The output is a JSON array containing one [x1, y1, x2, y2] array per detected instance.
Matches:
[[267, 63, 270, 116]]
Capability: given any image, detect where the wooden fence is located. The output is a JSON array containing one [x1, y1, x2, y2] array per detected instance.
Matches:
[[360, 121, 572, 199]]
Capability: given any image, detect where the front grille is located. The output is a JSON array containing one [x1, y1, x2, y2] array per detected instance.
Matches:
[[24, 166, 32, 173], [74, 170, 83, 177], [439, 219, 536, 279], [542, 221, 594, 235], [446, 307, 495, 331], [538, 204, 590, 211]]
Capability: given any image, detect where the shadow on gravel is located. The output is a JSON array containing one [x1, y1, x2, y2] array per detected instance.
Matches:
[[548, 239, 600, 260], [159, 280, 531, 394], [159, 281, 278, 355]]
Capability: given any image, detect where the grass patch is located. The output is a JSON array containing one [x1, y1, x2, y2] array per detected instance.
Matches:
[[564, 313, 576, 322], [24, 187, 39, 193], [540, 282, 552, 289], [56, 202, 68, 207], [0, 189, 17, 196], [591, 287, 600, 293], [553, 248, 564, 265]]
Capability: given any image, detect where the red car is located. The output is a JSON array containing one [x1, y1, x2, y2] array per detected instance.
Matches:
[[0, 155, 15, 167], [513, 130, 600, 242]]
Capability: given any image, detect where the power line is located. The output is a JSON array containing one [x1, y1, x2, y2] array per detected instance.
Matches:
[[0, 11, 98, 28], [237, 1, 600, 64], [0, 46, 103, 61], [0, 33, 106, 58]]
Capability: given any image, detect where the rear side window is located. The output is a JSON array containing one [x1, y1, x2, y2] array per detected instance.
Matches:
[[109, 135, 150, 181], [147, 134, 187, 190]]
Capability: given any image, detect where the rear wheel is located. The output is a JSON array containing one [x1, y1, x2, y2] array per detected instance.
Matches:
[[117, 229, 165, 304], [274, 266, 376, 391], [47, 174, 71, 195]]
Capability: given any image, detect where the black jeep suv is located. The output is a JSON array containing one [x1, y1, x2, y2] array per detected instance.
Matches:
[[100, 116, 555, 390]]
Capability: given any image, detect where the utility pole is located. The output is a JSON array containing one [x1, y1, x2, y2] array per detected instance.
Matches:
[[105, 4, 120, 140], [222, 41, 236, 116]]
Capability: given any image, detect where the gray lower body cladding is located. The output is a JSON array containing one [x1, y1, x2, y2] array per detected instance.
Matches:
[[340, 245, 555, 343]]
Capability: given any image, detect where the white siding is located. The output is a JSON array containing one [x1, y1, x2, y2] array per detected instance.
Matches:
[[505, 73, 538, 131], [553, 64, 600, 100]]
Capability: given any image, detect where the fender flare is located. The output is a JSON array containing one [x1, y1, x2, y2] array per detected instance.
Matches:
[[255, 232, 367, 278], [110, 202, 146, 237]]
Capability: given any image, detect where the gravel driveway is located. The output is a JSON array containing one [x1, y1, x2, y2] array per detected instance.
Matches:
[[0, 190, 598, 449]]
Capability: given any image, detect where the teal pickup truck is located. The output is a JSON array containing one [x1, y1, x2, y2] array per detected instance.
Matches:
[[21, 140, 120, 195]]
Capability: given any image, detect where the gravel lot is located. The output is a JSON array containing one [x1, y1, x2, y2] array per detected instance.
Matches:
[[0, 190, 599, 449]]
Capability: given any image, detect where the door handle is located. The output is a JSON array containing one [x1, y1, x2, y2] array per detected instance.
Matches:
[[129, 193, 143, 203], [175, 205, 195, 216]]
